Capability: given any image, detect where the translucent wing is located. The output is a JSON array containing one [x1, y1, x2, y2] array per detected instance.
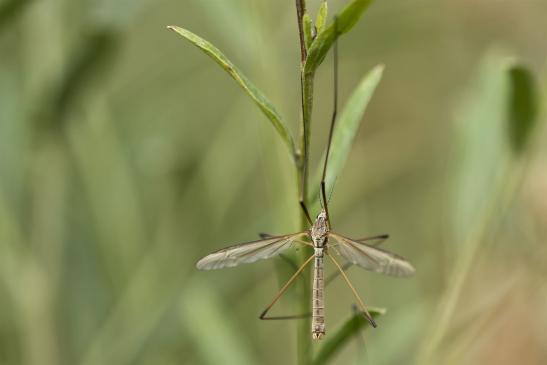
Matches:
[[329, 232, 415, 277], [196, 232, 308, 270]]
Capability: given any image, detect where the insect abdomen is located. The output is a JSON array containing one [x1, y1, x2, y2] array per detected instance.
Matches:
[[312, 253, 325, 339]]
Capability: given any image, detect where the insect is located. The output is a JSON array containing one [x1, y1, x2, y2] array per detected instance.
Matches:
[[196, 19, 415, 340]]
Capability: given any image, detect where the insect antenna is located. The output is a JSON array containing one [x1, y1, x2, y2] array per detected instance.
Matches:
[[321, 16, 339, 221]]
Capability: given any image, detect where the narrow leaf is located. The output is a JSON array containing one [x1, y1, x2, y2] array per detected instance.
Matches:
[[303, 13, 314, 49], [315, 0, 328, 33], [179, 278, 258, 365], [451, 51, 517, 244], [167, 25, 295, 158], [304, 0, 374, 76], [309, 65, 384, 203], [313, 307, 386, 365], [417, 52, 539, 364], [507, 65, 539, 155]]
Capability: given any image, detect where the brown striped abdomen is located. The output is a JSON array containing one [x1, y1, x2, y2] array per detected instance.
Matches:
[[312, 253, 325, 339]]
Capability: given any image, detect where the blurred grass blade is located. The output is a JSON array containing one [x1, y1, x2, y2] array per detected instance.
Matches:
[[304, 0, 374, 75], [309, 65, 383, 203], [508, 65, 539, 155], [168, 25, 295, 159], [53, 31, 118, 121], [313, 307, 385, 365], [179, 278, 257, 365], [0, 0, 32, 32], [451, 52, 518, 243], [417, 50, 538, 364]]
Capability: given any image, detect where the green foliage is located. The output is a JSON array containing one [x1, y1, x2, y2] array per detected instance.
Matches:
[[169, 2, 383, 364], [315, 1, 328, 33], [303, 13, 314, 50], [451, 52, 514, 242], [450, 53, 539, 244], [51, 30, 119, 129], [508, 66, 539, 154], [309, 64, 384, 205], [313, 308, 385, 365], [299, 0, 376, 201], [180, 278, 258, 365], [167, 25, 295, 159], [417, 50, 543, 365], [0, 0, 32, 31], [0, 2, 545, 365], [304, 0, 375, 76]]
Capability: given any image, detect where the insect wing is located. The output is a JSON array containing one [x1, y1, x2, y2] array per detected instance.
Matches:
[[329, 233, 415, 277], [196, 232, 307, 270]]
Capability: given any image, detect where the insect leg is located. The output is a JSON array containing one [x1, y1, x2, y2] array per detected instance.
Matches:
[[319, 17, 339, 223], [354, 234, 390, 247], [326, 252, 377, 328], [259, 253, 315, 320], [299, 198, 313, 226]]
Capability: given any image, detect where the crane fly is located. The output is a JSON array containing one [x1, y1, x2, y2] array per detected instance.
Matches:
[[195, 18, 415, 340]]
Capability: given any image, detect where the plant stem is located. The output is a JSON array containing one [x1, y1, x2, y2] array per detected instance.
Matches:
[[296, 168, 312, 365], [295, 1, 313, 364], [295, 0, 307, 62]]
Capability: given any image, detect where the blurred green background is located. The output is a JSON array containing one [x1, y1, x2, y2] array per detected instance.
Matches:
[[1, 0, 546, 364]]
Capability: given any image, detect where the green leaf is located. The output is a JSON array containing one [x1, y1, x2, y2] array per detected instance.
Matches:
[[315, 0, 328, 33], [304, 0, 375, 76], [309, 65, 384, 204], [451, 51, 518, 244], [303, 13, 314, 49], [180, 278, 258, 365], [167, 25, 295, 159], [416, 52, 540, 364], [508, 66, 539, 155], [313, 307, 386, 365]]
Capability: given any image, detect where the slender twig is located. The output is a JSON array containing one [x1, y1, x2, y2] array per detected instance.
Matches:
[[295, 0, 307, 63], [295, 1, 313, 364]]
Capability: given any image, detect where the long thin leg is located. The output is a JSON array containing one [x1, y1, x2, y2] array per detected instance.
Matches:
[[355, 234, 390, 246], [259, 254, 315, 320], [300, 198, 313, 226], [326, 252, 377, 328], [298, 55, 312, 227], [320, 17, 339, 223]]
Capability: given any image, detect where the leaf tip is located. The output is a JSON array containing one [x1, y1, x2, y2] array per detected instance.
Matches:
[[374, 63, 385, 74], [369, 306, 387, 316], [166, 25, 181, 33]]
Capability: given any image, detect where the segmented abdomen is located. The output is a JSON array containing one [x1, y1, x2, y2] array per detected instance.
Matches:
[[312, 253, 325, 339]]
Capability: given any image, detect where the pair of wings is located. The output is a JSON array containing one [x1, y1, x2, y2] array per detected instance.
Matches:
[[196, 231, 415, 277]]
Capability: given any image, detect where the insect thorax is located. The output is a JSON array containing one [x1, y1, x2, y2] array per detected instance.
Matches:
[[311, 210, 329, 247]]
